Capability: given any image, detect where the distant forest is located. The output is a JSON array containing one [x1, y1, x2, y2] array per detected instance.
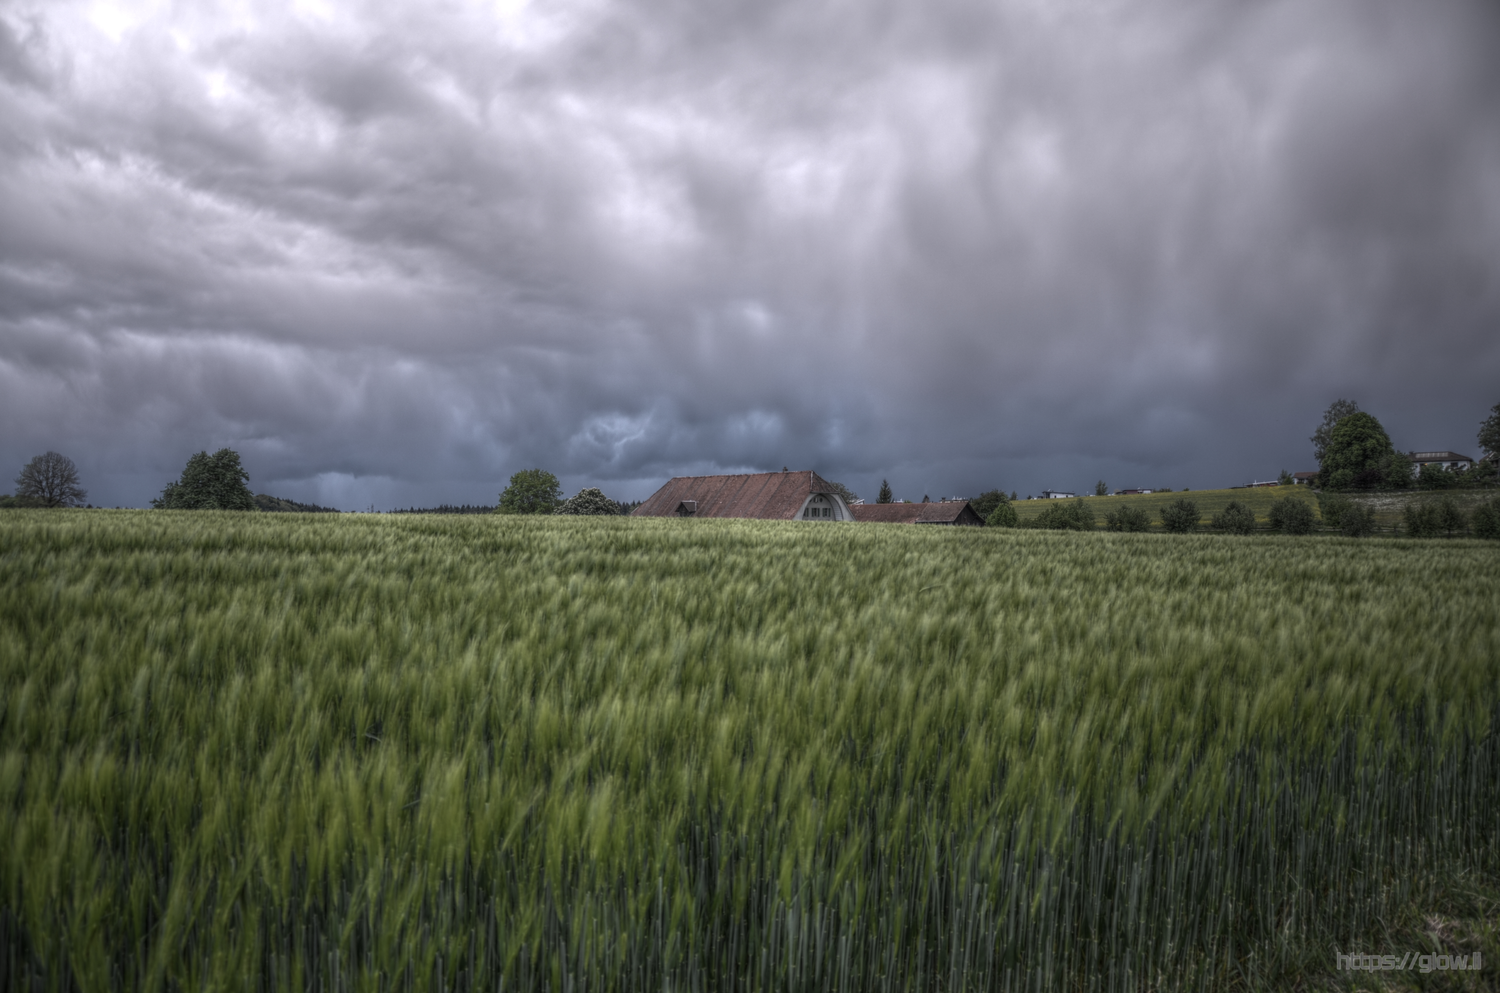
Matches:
[[254, 494, 341, 513], [389, 504, 495, 515]]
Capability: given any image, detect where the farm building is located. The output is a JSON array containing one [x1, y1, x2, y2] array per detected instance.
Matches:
[[1410, 451, 1473, 474], [850, 501, 984, 526], [1291, 472, 1318, 485], [631, 470, 856, 521], [1041, 490, 1076, 499]]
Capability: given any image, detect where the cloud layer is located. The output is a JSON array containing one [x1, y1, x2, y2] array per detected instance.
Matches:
[[3, 0, 1498, 507]]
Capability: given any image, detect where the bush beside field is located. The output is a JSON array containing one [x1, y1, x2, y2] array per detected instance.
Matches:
[[2, 513, 1499, 991]]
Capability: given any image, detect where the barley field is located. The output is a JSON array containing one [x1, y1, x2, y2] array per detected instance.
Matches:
[[2, 511, 1498, 992]]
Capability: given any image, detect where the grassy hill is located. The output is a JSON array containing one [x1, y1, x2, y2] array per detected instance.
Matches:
[[1012, 485, 1319, 528]]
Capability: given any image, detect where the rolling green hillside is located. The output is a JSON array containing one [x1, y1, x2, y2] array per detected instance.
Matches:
[[1011, 485, 1318, 527]]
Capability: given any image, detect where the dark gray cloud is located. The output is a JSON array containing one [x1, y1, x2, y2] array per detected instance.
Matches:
[[2, 0, 1498, 508]]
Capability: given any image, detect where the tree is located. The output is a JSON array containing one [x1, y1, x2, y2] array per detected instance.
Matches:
[[1320, 412, 1396, 490], [1317, 493, 1353, 530], [1029, 499, 1094, 531], [1436, 496, 1467, 538], [1278, 469, 1295, 486], [1104, 505, 1150, 532], [877, 480, 893, 504], [1472, 497, 1500, 539], [1383, 450, 1414, 490], [1267, 498, 1315, 535], [1212, 500, 1256, 535], [497, 469, 562, 514], [555, 487, 620, 516], [1402, 502, 1438, 538], [15, 451, 87, 507], [1095, 480, 1108, 496], [153, 449, 255, 510], [1417, 462, 1458, 490], [1159, 499, 1199, 533], [970, 489, 1007, 521], [1339, 504, 1376, 537], [1010, 491, 1017, 501], [1479, 403, 1500, 462], [984, 498, 1019, 528], [1311, 398, 1360, 465]]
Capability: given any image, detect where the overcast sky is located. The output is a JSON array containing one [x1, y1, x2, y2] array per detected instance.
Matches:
[[2, 0, 1498, 509]]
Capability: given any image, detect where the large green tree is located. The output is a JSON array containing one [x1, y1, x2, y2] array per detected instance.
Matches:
[[969, 489, 1007, 521], [876, 480, 893, 504], [1320, 412, 1396, 490], [497, 469, 562, 514], [1310, 399, 1360, 465], [153, 449, 256, 510]]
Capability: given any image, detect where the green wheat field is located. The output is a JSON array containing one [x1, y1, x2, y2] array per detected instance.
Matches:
[[3, 511, 1499, 991]]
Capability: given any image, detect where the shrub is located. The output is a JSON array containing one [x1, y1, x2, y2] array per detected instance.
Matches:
[[1267, 499, 1315, 535], [1159, 499, 1199, 533], [555, 487, 620, 516], [984, 499, 1019, 528], [1403, 502, 1440, 539], [1104, 505, 1151, 532], [1436, 497, 1468, 537], [1317, 493, 1353, 530], [1340, 504, 1376, 537], [1211, 501, 1256, 535], [1472, 497, 1500, 539], [1029, 499, 1094, 531]]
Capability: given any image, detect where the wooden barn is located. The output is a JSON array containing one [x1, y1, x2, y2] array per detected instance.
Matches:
[[849, 501, 983, 526], [631, 470, 857, 521]]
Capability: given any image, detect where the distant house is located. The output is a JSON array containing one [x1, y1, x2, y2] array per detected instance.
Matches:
[[631, 470, 856, 521], [1410, 451, 1473, 475], [1291, 472, 1318, 486], [1116, 488, 1153, 495], [851, 501, 984, 526], [1041, 490, 1076, 499]]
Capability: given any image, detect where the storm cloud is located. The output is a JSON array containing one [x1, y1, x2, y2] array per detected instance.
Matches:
[[2, 0, 1498, 508]]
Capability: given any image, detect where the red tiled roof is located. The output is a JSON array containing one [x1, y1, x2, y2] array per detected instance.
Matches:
[[850, 501, 981, 525], [631, 470, 839, 519]]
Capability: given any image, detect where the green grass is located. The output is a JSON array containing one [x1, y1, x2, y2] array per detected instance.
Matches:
[[1013, 486, 1319, 528], [2, 511, 1499, 991]]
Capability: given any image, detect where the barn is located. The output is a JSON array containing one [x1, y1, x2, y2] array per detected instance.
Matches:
[[850, 501, 984, 526], [630, 470, 857, 521]]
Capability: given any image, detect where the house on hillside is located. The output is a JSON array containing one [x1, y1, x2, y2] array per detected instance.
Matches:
[[1410, 451, 1473, 475], [631, 470, 856, 521], [1116, 488, 1153, 495], [850, 501, 984, 526], [1291, 472, 1318, 486], [1041, 490, 1076, 499]]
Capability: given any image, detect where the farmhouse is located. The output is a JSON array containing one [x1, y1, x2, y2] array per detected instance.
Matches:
[[1410, 451, 1473, 474], [850, 501, 984, 526], [631, 470, 856, 521], [1291, 472, 1318, 485], [1041, 490, 1076, 499]]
